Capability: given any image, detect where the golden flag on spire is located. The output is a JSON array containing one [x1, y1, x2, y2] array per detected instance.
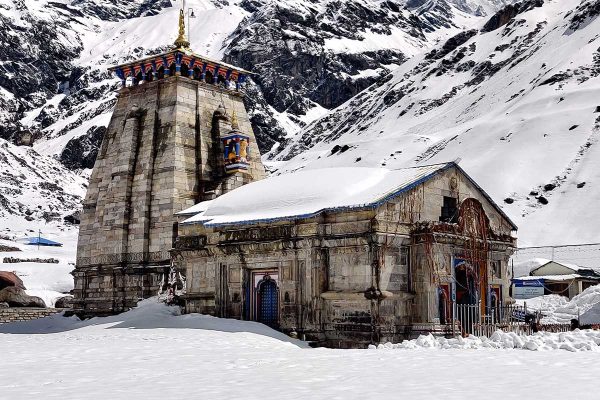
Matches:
[[174, 8, 190, 49]]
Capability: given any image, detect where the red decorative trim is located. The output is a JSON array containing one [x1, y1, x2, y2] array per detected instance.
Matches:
[[182, 55, 193, 66], [165, 54, 176, 67]]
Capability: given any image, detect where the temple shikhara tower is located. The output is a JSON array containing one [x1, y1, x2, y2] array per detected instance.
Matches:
[[73, 10, 266, 316]]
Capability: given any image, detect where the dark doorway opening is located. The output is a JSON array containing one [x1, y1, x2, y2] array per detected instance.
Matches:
[[256, 275, 279, 328], [180, 64, 189, 78], [205, 71, 214, 84], [455, 260, 477, 305], [193, 67, 202, 81]]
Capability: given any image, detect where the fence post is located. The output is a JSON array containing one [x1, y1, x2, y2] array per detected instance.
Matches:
[[452, 300, 456, 337]]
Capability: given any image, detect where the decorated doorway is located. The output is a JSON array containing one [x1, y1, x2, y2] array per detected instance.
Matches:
[[453, 258, 478, 305]]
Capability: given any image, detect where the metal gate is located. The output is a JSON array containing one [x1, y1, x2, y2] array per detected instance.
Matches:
[[453, 303, 571, 336], [257, 276, 278, 328]]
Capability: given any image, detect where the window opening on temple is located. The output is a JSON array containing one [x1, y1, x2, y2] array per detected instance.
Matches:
[[440, 196, 458, 223], [205, 71, 213, 84]]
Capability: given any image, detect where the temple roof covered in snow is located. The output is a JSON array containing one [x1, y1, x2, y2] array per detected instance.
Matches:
[[180, 162, 518, 228]]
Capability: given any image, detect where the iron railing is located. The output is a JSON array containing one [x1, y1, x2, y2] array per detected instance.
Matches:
[[453, 303, 572, 337]]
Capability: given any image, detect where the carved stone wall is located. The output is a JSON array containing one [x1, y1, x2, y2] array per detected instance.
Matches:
[[73, 75, 266, 316]]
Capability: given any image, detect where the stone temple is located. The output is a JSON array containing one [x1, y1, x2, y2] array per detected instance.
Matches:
[[74, 10, 518, 348], [72, 11, 265, 316]]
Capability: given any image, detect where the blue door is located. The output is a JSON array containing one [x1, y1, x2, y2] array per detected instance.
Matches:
[[257, 276, 278, 327]]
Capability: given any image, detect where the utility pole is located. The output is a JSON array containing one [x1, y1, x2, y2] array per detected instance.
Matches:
[[187, 1, 195, 45], [179, 0, 195, 47]]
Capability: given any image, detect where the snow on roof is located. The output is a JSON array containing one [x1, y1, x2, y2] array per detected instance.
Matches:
[[183, 163, 454, 226], [177, 200, 213, 217], [515, 274, 587, 282], [531, 260, 590, 274], [181, 161, 515, 228], [512, 258, 552, 278]]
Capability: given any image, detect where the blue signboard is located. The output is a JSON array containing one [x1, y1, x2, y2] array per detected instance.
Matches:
[[514, 279, 544, 287], [513, 279, 544, 299]]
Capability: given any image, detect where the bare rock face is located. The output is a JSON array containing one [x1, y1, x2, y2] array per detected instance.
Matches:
[[570, 0, 600, 31], [0, 287, 46, 308], [224, 0, 418, 151], [60, 126, 106, 170], [481, 0, 544, 32]]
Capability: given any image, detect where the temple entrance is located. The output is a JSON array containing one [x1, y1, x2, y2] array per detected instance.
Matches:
[[256, 275, 278, 327], [453, 258, 480, 333], [245, 270, 279, 328], [454, 258, 477, 305]]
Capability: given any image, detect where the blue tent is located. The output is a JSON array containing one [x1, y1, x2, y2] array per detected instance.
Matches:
[[24, 237, 63, 247]]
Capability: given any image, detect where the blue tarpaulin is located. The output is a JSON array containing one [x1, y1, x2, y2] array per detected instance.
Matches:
[[23, 237, 63, 247]]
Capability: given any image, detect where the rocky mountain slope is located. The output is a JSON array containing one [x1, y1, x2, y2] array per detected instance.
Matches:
[[0, 138, 87, 234], [0, 0, 508, 233], [269, 0, 600, 246], [1, 0, 500, 153]]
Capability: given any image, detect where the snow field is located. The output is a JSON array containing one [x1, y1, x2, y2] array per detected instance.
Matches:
[[0, 228, 78, 307], [1, 299, 599, 399]]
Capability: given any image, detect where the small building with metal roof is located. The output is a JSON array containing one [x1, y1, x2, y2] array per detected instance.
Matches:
[[513, 260, 600, 299]]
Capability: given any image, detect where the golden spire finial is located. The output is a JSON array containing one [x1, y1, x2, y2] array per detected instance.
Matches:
[[230, 110, 239, 130], [174, 8, 190, 49]]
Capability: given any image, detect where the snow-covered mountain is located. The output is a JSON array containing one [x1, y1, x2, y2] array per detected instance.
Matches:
[[1, 0, 497, 154], [269, 0, 600, 246], [0, 0, 503, 234], [0, 138, 86, 234]]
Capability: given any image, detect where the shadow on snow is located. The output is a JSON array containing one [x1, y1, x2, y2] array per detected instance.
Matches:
[[0, 298, 308, 347]]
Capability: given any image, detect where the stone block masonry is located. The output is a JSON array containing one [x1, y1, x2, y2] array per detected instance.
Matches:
[[0, 308, 64, 324], [73, 75, 266, 317]]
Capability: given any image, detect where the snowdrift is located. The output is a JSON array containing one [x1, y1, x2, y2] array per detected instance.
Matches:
[[0, 297, 308, 347], [373, 329, 600, 352], [513, 286, 600, 324]]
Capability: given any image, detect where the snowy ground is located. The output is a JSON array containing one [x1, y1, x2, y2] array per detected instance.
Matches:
[[0, 225, 77, 306], [0, 300, 599, 399]]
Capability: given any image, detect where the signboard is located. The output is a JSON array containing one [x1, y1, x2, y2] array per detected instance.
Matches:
[[513, 279, 544, 299]]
